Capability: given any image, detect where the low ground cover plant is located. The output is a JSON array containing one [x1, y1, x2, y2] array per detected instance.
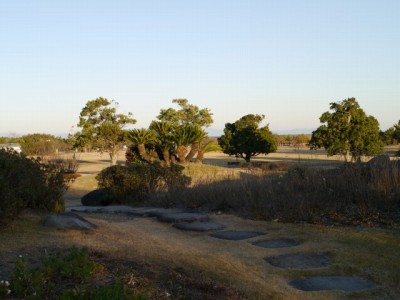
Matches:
[[1, 246, 146, 300], [0, 150, 77, 222]]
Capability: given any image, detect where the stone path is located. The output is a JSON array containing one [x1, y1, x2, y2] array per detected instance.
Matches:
[[63, 205, 376, 293]]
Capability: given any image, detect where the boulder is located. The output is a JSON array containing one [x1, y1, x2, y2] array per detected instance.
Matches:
[[43, 212, 97, 230], [81, 188, 112, 206], [367, 155, 390, 168]]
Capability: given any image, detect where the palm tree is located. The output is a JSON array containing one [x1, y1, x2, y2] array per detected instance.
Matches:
[[127, 128, 157, 163], [185, 126, 208, 162], [171, 125, 203, 162], [150, 121, 174, 165], [195, 138, 222, 163]]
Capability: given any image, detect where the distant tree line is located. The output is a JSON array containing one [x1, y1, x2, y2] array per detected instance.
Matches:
[[1, 97, 398, 163], [0, 134, 70, 156]]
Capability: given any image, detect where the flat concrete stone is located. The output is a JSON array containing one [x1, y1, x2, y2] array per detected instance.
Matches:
[[43, 212, 97, 230], [173, 222, 225, 232], [157, 212, 210, 223], [209, 230, 265, 240], [266, 253, 329, 269], [146, 208, 187, 217], [289, 276, 375, 292], [67, 205, 139, 214], [253, 238, 300, 248]]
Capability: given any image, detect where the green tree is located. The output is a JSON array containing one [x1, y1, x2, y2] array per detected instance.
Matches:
[[218, 114, 277, 162], [393, 120, 400, 143], [77, 97, 136, 165], [195, 138, 222, 163], [156, 99, 213, 163], [127, 128, 157, 163], [19, 134, 67, 156], [157, 98, 213, 128], [149, 120, 174, 165], [309, 98, 383, 162]]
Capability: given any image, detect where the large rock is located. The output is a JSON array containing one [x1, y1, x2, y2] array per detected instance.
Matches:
[[81, 188, 112, 206], [367, 155, 390, 168], [43, 212, 97, 230]]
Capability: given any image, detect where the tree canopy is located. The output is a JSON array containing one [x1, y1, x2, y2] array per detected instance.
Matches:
[[309, 98, 383, 162], [157, 99, 213, 128], [218, 114, 277, 162], [77, 97, 136, 165], [126, 99, 216, 164]]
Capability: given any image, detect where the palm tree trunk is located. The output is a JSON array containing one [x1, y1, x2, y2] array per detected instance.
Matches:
[[195, 149, 205, 163], [138, 144, 152, 162], [176, 145, 187, 162], [162, 149, 170, 166], [185, 143, 199, 162]]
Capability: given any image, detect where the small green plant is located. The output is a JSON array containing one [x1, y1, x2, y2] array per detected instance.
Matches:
[[7, 246, 146, 300], [62, 280, 147, 300]]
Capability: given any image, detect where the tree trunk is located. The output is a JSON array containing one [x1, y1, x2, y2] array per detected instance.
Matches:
[[138, 144, 152, 162], [176, 145, 187, 162], [185, 143, 199, 162], [195, 149, 205, 163], [162, 149, 170, 166], [109, 149, 118, 165]]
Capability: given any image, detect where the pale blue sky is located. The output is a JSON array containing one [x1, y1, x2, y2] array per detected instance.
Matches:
[[1, 0, 399, 136]]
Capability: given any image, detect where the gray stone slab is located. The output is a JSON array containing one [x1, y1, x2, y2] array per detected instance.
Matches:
[[67, 205, 140, 214], [253, 238, 300, 248], [289, 276, 375, 292], [43, 212, 97, 230], [146, 208, 187, 217], [157, 212, 210, 223], [265, 253, 329, 269], [173, 222, 225, 232], [209, 230, 265, 240], [66, 206, 104, 213]]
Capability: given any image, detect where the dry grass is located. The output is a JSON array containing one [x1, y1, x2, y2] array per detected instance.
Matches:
[[1, 148, 400, 299], [1, 211, 399, 299]]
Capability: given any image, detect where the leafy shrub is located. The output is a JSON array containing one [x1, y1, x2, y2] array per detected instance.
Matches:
[[96, 161, 191, 204], [0, 150, 77, 221]]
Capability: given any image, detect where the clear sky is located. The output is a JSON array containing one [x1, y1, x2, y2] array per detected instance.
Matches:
[[1, 0, 399, 137]]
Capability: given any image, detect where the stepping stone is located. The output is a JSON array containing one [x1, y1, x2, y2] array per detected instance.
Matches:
[[265, 253, 329, 269], [67, 206, 104, 213], [289, 276, 375, 292], [173, 222, 225, 232], [146, 208, 187, 217], [157, 212, 210, 223], [253, 238, 300, 248], [209, 230, 265, 240], [67, 205, 140, 214], [43, 212, 97, 230]]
